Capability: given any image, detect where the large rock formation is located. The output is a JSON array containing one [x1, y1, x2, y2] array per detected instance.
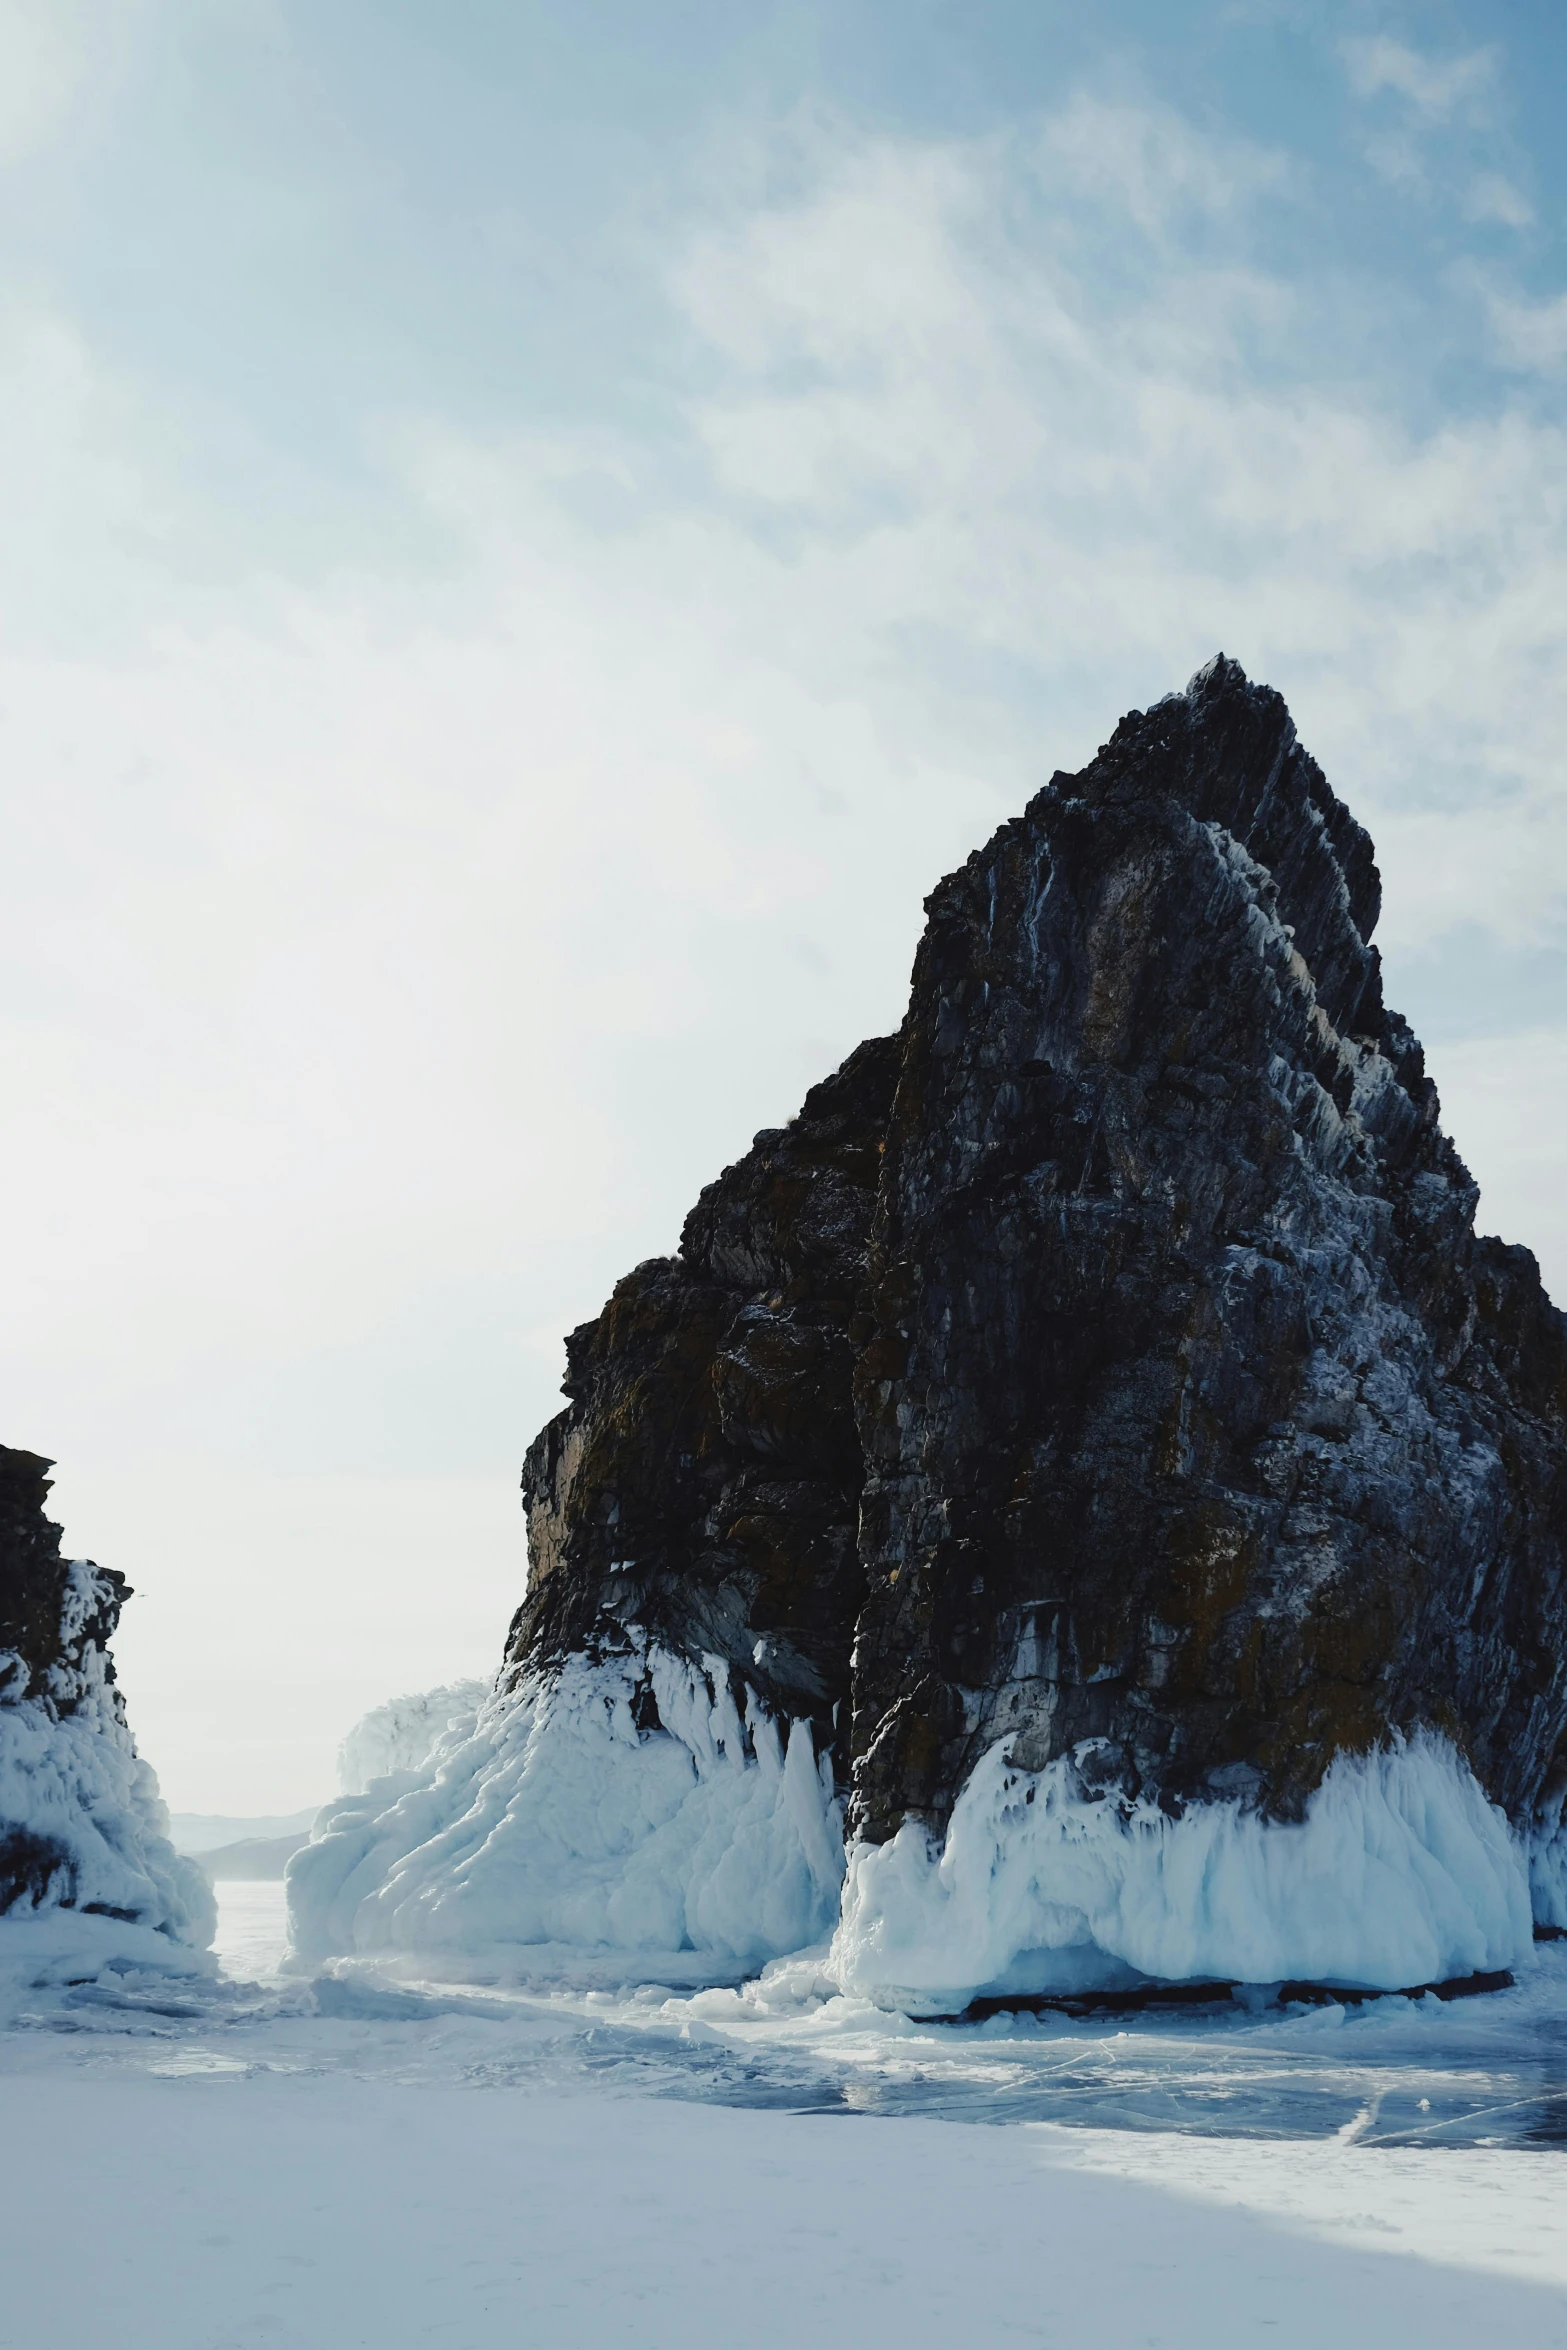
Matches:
[[0, 1444, 212, 1949], [849, 658, 1567, 1848], [289, 659, 1567, 2001]]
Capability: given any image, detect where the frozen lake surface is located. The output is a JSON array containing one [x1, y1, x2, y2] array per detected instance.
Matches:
[[205, 1880, 1567, 2150], [3, 1883, 1566, 2348]]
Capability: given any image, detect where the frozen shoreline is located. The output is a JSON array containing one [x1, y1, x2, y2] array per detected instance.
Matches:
[[24, 1877, 1567, 2149]]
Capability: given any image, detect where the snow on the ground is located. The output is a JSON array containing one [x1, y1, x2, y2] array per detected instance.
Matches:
[[204, 1880, 1567, 2150], [4, 1881, 1566, 2348], [1, 2057, 1565, 2349]]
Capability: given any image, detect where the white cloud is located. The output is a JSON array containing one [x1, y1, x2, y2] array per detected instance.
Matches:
[[1358, 128, 1426, 192], [1342, 36, 1495, 121], [672, 122, 1567, 948], [1426, 1027, 1567, 1287], [1035, 92, 1290, 237], [0, 0, 86, 164], [1464, 173, 1535, 231], [1483, 282, 1567, 375]]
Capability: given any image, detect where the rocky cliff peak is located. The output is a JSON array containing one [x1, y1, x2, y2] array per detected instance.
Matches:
[[512, 656, 1567, 1863], [850, 656, 1566, 1845]]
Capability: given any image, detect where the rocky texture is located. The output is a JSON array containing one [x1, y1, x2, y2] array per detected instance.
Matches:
[[509, 657, 1567, 1883], [0, 1444, 211, 1939], [850, 657, 1567, 1846], [512, 1036, 900, 1761], [0, 1446, 122, 1710]]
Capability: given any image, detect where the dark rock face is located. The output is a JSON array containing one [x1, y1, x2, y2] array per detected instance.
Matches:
[[514, 659, 1567, 1853], [0, 1444, 133, 1914], [0, 1445, 128, 1715], [850, 658, 1567, 1840], [512, 1036, 900, 1747], [0, 1444, 212, 1943]]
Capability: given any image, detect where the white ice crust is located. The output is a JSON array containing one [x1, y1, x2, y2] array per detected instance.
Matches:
[[286, 1642, 844, 1974], [0, 1563, 215, 1960], [831, 1732, 1534, 2011], [337, 1679, 490, 1795], [1529, 1786, 1567, 1932], [287, 1646, 1546, 2008]]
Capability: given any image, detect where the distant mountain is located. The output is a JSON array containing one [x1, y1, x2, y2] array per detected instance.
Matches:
[[169, 1808, 321, 1855], [195, 1832, 310, 1881]]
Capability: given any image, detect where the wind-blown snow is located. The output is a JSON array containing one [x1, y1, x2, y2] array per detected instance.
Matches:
[[831, 1733, 1533, 2012], [287, 1643, 843, 1973], [337, 1680, 489, 1795]]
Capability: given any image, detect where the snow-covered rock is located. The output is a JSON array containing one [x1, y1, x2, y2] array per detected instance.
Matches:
[[0, 1446, 214, 1982], [286, 1642, 843, 1975]]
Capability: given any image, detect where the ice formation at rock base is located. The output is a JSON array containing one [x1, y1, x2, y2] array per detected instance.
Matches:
[[287, 1642, 843, 1975], [831, 1728, 1531, 2012], [288, 1655, 1541, 2010], [1529, 1804, 1567, 1932]]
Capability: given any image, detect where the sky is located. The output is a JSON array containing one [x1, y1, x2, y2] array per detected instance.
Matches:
[[2, 0, 1566, 1810]]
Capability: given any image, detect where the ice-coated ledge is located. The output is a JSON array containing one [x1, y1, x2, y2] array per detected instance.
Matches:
[[829, 1733, 1534, 2014], [286, 1642, 845, 1974]]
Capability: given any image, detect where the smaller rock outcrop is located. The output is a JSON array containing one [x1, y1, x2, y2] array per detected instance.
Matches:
[[0, 1444, 212, 1947]]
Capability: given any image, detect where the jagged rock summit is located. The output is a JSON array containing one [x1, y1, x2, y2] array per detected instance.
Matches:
[[851, 654, 1567, 1844], [290, 659, 1567, 2005], [0, 1444, 213, 1966]]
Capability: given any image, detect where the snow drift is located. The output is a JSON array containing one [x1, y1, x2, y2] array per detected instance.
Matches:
[[286, 1643, 844, 1975], [830, 1732, 1533, 2012]]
